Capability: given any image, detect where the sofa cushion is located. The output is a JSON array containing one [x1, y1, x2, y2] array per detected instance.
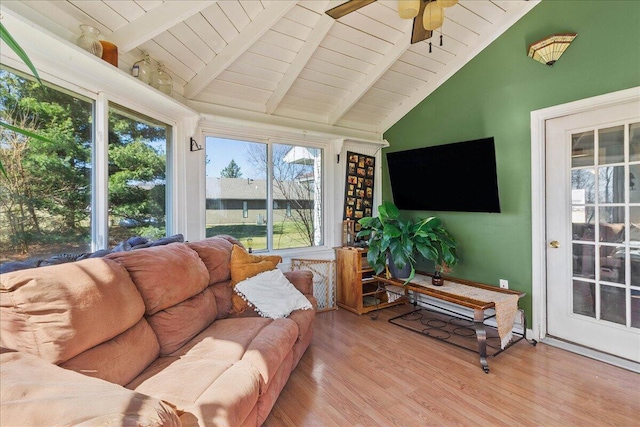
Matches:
[[209, 280, 234, 319], [229, 245, 282, 314], [234, 269, 312, 319], [255, 351, 294, 425], [60, 318, 160, 386], [1, 351, 180, 427], [126, 356, 233, 401], [283, 270, 314, 295], [187, 237, 234, 284], [0, 258, 144, 364], [131, 359, 261, 427], [240, 318, 298, 393], [107, 243, 210, 315], [147, 286, 218, 356], [169, 317, 273, 360], [287, 304, 316, 341], [292, 323, 314, 369]]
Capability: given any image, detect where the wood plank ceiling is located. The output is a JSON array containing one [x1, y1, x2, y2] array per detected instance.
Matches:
[[2, 0, 537, 135]]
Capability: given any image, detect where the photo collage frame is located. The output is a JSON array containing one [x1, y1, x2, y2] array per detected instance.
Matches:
[[343, 151, 375, 239]]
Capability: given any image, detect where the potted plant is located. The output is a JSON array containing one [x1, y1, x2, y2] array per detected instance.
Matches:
[[356, 201, 458, 283]]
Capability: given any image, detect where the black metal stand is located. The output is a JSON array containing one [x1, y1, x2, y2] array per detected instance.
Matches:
[[372, 282, 537, 373]]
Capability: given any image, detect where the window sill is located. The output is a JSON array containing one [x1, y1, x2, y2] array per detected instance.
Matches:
[[259, 246, 335, 262]]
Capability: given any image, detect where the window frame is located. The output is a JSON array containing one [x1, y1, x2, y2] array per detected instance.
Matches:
[[0, 67, 180, 255], [105, 101, 174, 247], [201, 125, 333, 256], [93, 94, 178, 251]]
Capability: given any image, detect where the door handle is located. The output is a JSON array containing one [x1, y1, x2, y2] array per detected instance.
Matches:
[[549, 240, 560, 248]]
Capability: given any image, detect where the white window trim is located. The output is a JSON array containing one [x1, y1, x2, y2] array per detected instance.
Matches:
[[201, 124, 335, 256], [95, 95, 178, 249], [93, 93, 109, 251]]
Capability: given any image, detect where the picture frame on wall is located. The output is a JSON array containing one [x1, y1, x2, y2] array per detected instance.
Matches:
[[343, 151, 375, 244]]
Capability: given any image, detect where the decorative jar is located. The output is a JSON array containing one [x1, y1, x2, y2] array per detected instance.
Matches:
[[99, 40, 118, 66], [152, 63, 173, 95], [432, 270, 444, 286], [77, 25, 103, 57], [132, 52, 152, 85]]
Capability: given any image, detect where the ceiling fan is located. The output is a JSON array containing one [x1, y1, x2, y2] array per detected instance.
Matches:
[[326, 0, 457, 45]]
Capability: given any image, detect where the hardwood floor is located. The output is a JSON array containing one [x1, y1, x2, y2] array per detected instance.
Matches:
[[264, 306, 640, 426]]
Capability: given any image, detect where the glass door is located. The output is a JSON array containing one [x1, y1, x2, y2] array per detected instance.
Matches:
[[546, 101, 640, 362]]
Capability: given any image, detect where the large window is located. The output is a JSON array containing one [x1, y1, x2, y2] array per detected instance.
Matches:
[[108, 105, 170, 246], [0, 67, 172, 263], [1, 68, 93, 261], [205, 136, 323, 251]]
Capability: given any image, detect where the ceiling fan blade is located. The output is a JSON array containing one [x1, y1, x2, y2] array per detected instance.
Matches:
[[326, 0, 377, 20], [411, 0, 434, 44]]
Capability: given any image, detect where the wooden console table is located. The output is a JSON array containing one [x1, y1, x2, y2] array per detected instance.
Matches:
[[373, 273, 536, 373]]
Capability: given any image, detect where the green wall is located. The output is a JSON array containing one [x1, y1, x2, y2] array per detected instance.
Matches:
[[383, 0, 640, 320]]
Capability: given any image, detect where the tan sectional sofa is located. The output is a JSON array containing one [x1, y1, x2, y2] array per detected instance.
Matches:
[[0, 236, 316, 426]]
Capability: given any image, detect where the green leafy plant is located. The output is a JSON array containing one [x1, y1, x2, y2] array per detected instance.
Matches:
[[357, 201, 458, 283], [0, 21, 54, 178], [0, 22, 41, 83]]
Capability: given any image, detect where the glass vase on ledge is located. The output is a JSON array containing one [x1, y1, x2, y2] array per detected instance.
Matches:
[[132, 52, 152, 85], [152, 63, 173, 95], [77, 25, 103, 58]]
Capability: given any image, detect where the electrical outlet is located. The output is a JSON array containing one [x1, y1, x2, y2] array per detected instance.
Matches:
[[499, 279, 509, 289]]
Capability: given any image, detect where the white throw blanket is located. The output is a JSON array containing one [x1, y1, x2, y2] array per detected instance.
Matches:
[[234, 269, 312, 319]]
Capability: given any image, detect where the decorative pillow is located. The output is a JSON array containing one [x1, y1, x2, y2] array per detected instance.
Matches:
[[229, 245, 282, 314], [234, 269, 312, 319]]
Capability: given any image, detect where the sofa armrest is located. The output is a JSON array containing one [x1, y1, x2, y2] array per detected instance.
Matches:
[[283, 270, 313, 296], [1, 350, 180, 427]]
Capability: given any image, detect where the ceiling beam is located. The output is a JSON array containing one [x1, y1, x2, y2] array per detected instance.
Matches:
[[266, 12, 334, 115], [380, 0, 541, 131], [189, 99, 384, 142], [328, 22, 413, 125], [183, 1, 297, 100], [108, 1, 213, 53]]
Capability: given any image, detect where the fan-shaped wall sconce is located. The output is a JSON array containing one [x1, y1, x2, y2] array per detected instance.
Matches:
[[527, 33, 577, 66]]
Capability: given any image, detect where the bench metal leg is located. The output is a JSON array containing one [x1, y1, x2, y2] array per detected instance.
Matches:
[[474, 309, 490, 373]]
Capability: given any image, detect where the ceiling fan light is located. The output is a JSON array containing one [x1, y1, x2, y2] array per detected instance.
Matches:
[[423, 2, 444, 31], [398, 0, 420, 19], [436, 0, 458, 8]]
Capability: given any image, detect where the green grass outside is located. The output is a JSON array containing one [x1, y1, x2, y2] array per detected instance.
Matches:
[[206, 221, 313, 250], [1, 219, 314, 262]]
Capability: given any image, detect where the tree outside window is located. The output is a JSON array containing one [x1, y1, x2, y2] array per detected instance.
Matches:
[[0, 68, 92, 261], [107, 105, 170, 246], [0, 68, 172, 263]]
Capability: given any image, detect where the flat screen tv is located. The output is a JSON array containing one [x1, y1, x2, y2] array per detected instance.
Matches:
[[386, 137, 501, 213]]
